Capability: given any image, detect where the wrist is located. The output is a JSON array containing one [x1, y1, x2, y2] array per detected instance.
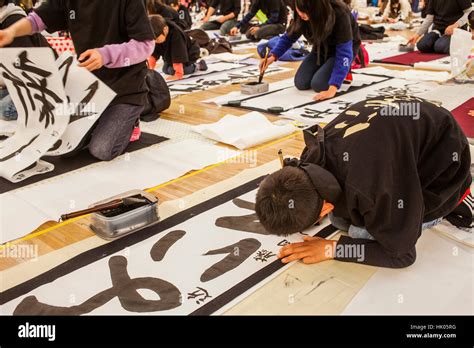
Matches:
[[328, 85, 338, 92]]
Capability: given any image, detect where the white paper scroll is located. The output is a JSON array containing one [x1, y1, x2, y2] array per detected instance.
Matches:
[[282, 78, 439, 125], [193, 112, 296, 149], [0, 188, 333, 315], [0, 48, 70, 183], [47, 53, 116, 156], [230, 74, 387, 113]]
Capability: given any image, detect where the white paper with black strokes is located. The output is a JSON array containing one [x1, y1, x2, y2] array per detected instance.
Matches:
[[0, 188, 333, 315], [0, 48, 69, 183], [47, 52, 116, 156], [168, 65, 292, 96], [282, 78, 439, 125], [232, 74, 387, 113]]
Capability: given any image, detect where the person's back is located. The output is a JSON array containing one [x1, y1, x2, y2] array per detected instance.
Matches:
[[256, 96, 472, 268], [322, 97, 471, 226], [35, 0, 154, 106]]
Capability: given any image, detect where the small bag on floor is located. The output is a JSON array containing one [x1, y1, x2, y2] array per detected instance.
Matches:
[[141, 70, 171, 122]]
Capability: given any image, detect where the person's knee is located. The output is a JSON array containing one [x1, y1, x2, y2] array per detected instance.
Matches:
[[294, 75, 311, 90], [416, 35, 435, 52], [220, 21, 233, 35], [433, 38, 450, 54], [88, 141, 118, 161], [311, 77, 329, 92]]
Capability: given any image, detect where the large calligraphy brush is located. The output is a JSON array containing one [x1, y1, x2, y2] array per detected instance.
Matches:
[[60, 197, 148, 221], [258, 47, 270, 84]]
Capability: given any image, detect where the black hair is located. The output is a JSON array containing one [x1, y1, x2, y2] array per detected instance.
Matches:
[[288, 0, 348, 62], [469, 10, 474, 29], [255, 166, 323, 236], [149, 14, 167, 37]]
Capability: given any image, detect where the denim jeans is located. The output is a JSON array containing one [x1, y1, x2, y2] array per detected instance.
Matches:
[[163, 63, 197, 76], [200, 18, 238, 35], [0, 88, 18, 121], [88, 103, 143, 161], [417, 31, 451, 54], [329, 212, 443, 240], [294, 52, 336, 92], [245, 24, 285, 41]]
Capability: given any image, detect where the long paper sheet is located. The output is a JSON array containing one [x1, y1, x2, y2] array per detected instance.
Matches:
[[342, 228, 474, 314], [282, 78, 439, 125], [216, 74, 388, 113], [48, 53, 116, 156], [168, 65, 292, 96], [0, 185, 334, 315], [0, 139, 240, 244], [0, 48, 70, 182]]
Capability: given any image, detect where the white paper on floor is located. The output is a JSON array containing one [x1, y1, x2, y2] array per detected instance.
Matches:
[[206, 52, 254, 63], [202, 79, 294, 105], [0, 48, 70, 183], [282, 78, 439, 125], [168, 65, 293, 96], [416, 84, 474, 111], [0, 139, 240, 244], [364, 35, 407, 62], [414, 56, 452, 72], [355, 66, 452, 82], [342, 228, 474, 315], [234, 74, 388, 113], [0, 189, 333, 315], [193, 112, 296, 149], [434, 220, 473, 248], [164, 61, 251, 83]]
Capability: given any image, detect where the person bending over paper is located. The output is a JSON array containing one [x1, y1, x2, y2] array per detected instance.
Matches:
[[259, 0, 361, 102], [408, 0, 472, 54], [255, 97, 472, 269], [0, 0, 156, 161]]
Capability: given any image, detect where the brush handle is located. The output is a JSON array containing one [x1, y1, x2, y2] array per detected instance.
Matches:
[[258, 48, 270, 83], [60, 199, 124, 221]]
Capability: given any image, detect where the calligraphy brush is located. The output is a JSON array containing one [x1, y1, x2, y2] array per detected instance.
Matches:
[[60, 197, 148, 221], [258, 47, 270, 84]]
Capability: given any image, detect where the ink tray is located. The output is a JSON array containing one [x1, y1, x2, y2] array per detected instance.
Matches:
[[90, 190, 160, 241], [241, 81, 269, 95]]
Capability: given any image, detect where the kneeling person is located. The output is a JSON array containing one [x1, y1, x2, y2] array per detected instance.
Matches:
[[150, 15, 207, 80], [229, 0, 288, 41], [256, 97, 472, 269]]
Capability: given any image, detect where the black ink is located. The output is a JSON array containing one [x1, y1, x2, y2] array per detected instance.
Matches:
[[253, 249, 276, 263], [0, 135, 39, 162], [187, 287, 212, 305], [200, 238, 261, 282], [13, 256, 182, 315], [150, 230, 186, 262], [215, 198, 270, 235]]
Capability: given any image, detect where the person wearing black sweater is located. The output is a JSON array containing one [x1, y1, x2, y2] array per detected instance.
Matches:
[[201, 0, 241, 35], [229, 0, 288, 41], [255, 97, 472, 269], [147, 0, 190, 31], [260, 0, 361, 102], [167, 0, 193, 30], [408, 0, 472, 54], [149, 15, 207, 80]]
